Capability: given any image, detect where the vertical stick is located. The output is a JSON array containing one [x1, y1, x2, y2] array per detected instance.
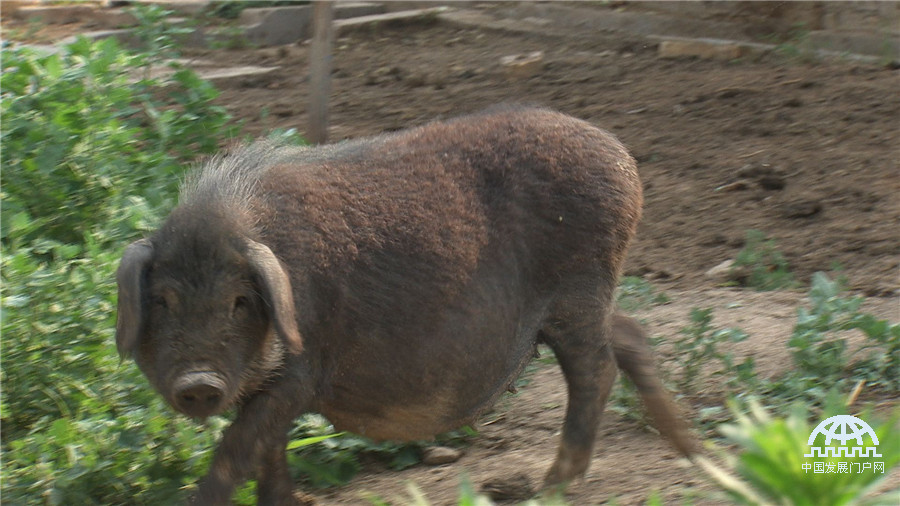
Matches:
[[308, 1, 334, 145]]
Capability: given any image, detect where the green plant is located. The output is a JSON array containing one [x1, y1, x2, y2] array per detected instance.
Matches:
[[642, 491, 665, 506], [608, 376, 657, 430], [285, 415, 367, 488], [879, 37, 899, 69], [789, 272, 900, 391], [282, 414, 476, 489], [617, 276, 670, 312], [1, 33, 235, 504], [698, 398, 900, 505], [612, 308, 753, 431], [732, 230, 795, 291], [128, 4, 193, 68], [769, 22, 821, 64], [265, 127, 309, 146], [1, 36, 232, 250], [0, 238, 228, 504], [669, 308, 753, 394]]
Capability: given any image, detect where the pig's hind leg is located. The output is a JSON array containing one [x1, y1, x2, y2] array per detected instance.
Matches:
[[539, 289, 619, 488]]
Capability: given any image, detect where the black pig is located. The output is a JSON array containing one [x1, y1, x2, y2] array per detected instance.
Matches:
[[116, 107, 695, 505]]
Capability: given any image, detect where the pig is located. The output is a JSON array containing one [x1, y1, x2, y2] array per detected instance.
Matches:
[[115, 106, 695, 505]]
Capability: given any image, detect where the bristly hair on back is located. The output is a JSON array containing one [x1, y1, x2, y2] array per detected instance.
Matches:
[[180, 141, 307, 215], [179, 133, 391, 213]]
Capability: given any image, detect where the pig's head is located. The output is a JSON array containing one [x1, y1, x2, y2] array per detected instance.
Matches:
[[114, 205, 302, 419]]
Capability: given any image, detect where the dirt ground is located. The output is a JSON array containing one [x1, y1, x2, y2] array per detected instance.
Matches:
[[6, 4, 899, 504], [200, 14, 899, 297], [191, 15, 898, 504]]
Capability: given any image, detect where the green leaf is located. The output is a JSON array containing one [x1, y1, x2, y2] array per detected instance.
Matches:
[[286, 432, 345, 451], [389, 445, 421, 470]]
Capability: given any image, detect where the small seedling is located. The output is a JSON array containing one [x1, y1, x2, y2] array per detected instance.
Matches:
[[770, 22, 821, 64], [670, 308, 753, 394], [617, 276, 670, 312], [732, 230, 795, 291], [789, 272, 900, 390]]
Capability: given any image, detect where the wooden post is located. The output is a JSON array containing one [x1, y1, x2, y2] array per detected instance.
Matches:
[[308, 1, 334, 145]]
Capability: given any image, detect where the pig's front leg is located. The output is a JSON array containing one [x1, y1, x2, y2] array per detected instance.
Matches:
[[257, 432, 316, 506], [190, 375, 312, 506]]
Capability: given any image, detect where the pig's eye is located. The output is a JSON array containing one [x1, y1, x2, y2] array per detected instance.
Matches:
[[232, 296, 249, 315], [152, 295, 168, 309]]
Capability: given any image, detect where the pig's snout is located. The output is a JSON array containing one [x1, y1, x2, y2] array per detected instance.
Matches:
[[172, 371, 227, 418]]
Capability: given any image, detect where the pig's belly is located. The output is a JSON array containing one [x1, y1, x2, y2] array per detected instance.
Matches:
[[318, 310, 544, 441], [316, 250, 549, 441], [320, 356, 533, 441], [322, 395, 473, 441]]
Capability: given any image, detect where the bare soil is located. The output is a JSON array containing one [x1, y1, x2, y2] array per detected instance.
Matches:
[[7, 4, 899, 504], [200, 16, 899, 297], [193, 17, 898, 504]]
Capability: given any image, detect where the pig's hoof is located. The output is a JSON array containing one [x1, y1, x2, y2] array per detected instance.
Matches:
[[543, 446, 590, 488]]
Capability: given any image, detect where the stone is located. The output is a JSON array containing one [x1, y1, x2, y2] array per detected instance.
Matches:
[[422, 446, 462, 465], [95, 10, 138, 29], [242, 6, 313, 47], [715, 180, 750, 192], [705, 259, 735, 279], [778, 200, 823, 219], [197, 66, 279, 83], [500, 51, 545, 79], [14, 5, 94, 24], [333, 7, 450, 38], [658, 38, 743, 60], [705, 259, 748, 284], [242, 3, 386, 47], [736, 162, 787, 191], [59, 29, 141, 49]]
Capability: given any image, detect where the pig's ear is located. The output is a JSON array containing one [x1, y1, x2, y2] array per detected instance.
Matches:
[[245, 240, 303, 354], [116, 239, 154, 359]]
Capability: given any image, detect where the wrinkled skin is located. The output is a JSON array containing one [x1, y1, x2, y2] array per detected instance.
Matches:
[[115, 107, 696, 505]]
